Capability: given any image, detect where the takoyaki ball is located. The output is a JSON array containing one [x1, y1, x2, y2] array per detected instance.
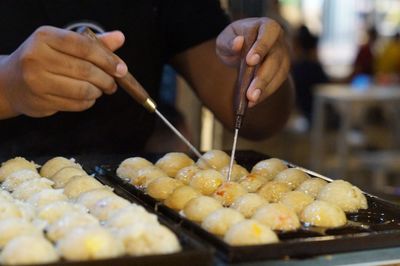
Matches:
[[196, 150, 232, 170], [115, 223, 181, 256], [52, 167, 88, 188], [0, 190, 14, 202], [12, 178, 54, 201], [1, 170, 40, 192], [75, 187, 115, 210], [258, 181, 292, 203], [57, 225, 125, 261], [27, 189, 67, 208], [0, 235, 58, 265], [251, 158, 287, 180], [116, 157, 153, 181], [183, 196, 223, 222], [89, 196, 130, 221], [63, 175, 104, 199], [201, 208, 244, 236], [0, 157, 38, 182], [219, 164, 249, 181], [40, 157, 81, 178], [300, 200, 347, 228], [279, 191, 314, 215], [105, 205, 158, 229], [224, 220, 279, 246], [212, 182, 247, 206], [37, 201, 88, 224], [253, 203, 300, 231], [175, 165, 201, 185], [164, 186, 200, 210], [238, 173, 268, 192], [274, 168, 310, 189], [14, 201, 36, 221], [190, 169, 225, 195], [147, 177, 184, 200], [46, 212, 99, 242], [155, 152, 194, 177], [0, 218, 43, 248], [317, 180, 367, 212], [129, 166, 168, 188], [296, 178, 328, 198], [231, 193, 267, 218]]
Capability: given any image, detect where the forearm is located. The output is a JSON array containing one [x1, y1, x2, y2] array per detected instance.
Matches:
[[0, 56, 19, 119]]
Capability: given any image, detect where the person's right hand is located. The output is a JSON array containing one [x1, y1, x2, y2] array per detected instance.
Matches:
[[0, 26, 128, 117]]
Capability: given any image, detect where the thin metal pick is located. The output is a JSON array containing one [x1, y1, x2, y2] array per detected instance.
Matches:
[[227, 128, 239, 181]]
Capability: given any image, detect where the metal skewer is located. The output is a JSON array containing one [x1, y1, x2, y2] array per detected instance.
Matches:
[[79, 28, 204, 160]]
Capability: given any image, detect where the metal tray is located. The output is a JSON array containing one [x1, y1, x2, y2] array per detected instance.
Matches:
[[92, 151, 400, 263], [14, 155, 213, 266]]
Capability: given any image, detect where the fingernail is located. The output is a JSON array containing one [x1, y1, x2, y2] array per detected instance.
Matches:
[[249, 54, 260, 65], [251, 89, 261, 102], [116, 63, 127, 77]]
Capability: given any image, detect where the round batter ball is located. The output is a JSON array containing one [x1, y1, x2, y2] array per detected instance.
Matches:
[[183, 196, 223, 222], [201, 208, 244, 236], [36, 201, 88, 224], [146, 177, 184, 200], [27, 189, 67, 208], [164, 185, 200, 210], [155, 152, 194, 177], [190, 169, 225, 195], [12, 178, 54, 201], [219, 164, 249, 181], [224, 219, 279, 246], [40, 157, 81, 179], [231, 193, 267, 218], [253, 203, 300, 231], [117, 157, 153, 181], [274, 168, 310, 189], [258, 181, 292, 203], [238, 173, 268, 193], [296, 178, 328, 198], [63, 175, 104, 199], [105, 205, 158, 229], [75, 187, 115, 210], [300, 200, 347, 228], [89, 196, 131, 221], [212, 182, 247, 206], [0, 157, 38, 182], [129, 166, 168, 188], [196, 150, 232, 170], [175, 165, 201, 185], [279, 191, 314, 215], [0, 218, 43, 248], [1, 169, 41, 192], [317, 180, 367, 212], [251, 158, 287, 180], [52, 167, 88, 188]]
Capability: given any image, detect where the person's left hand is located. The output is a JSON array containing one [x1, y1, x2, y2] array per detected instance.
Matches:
[[216, 17, 290, 108]]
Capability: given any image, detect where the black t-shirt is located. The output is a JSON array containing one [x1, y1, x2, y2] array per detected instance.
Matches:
[[0, 0, 229, 157]]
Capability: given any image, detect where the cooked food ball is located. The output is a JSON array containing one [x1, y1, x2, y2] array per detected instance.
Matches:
[[190, 169, 225, 195], [238, 173, 268, 192], [0, 218, 43, 248], [253, 203, 300, 231], [37, 201, 88, 224], [147, 177, 184, 200], [129, 166, 168, 188], [258, 181, 292, 203], [116, 223, 181, 256], [164, 186, 200, 210], [219, 164, 249, 181], [12, 178, 54, 200], [201, 208, 244, 236], [27, 189, 67, 208], [75, 187, 115, 209], [1, 170, 41, 192], [280, 191, 314, 215], [175, 165, 201, 185], [300, 200, 347, 228], [116, 157, 153, 181], [317, 180, 368, 212], [46, 212, 99, 241], [212, 182, 247, 206], [155, 152, 194, 177], [40, 156, 81, 178], [105, 205, 158, 229], [251, 158, 287, 180], [63, 175, 104, 199], [89, 196, 130, 221], [231, 193, 267, 218], [0, 235, 58, 265], [0, 190, 14, 202], [196, 150, 232, 170], [224, 220, 279, 246], [296, 178, 328, 198], [183, 196, 223, 222], [57, 225, 124, 261], [14, 201, 36, 221], [274, 168, 310, 189], [52, 166, 88, 188], [0, 157, 37, 182]]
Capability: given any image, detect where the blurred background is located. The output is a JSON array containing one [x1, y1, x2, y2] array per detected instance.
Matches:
[[146, 0, 400, 202]]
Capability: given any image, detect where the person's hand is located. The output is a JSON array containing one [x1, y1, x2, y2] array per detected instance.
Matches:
[[216, 18, 290, 108], [0, 26, 127, 117]]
